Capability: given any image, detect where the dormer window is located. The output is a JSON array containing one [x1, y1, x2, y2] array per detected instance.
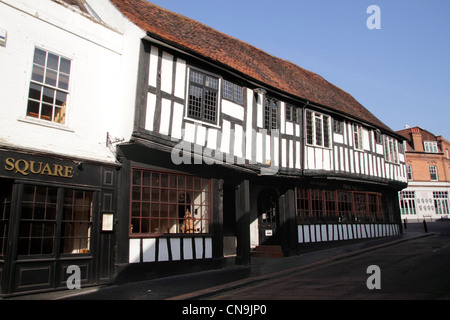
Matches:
[[424, 141, 438, 153]]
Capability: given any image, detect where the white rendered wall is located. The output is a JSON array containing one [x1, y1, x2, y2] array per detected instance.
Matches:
[[0, 0, 143, 163]]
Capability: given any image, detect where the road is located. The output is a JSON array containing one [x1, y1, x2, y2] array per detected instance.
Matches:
[[207, 222, 450, 300]]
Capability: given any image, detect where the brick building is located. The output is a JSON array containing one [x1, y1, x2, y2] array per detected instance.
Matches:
[[397, 126, 450, 221]]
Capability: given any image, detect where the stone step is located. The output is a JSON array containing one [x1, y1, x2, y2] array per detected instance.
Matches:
[[252, 245, 283, 258]]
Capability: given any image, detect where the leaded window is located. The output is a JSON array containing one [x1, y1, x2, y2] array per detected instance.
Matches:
[[188, 69, 219, 124]]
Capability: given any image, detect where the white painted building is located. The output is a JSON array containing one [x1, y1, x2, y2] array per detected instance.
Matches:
[[0, 0, 142, 296]]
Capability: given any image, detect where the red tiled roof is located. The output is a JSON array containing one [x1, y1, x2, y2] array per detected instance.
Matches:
[[111, 0, 393, 133]]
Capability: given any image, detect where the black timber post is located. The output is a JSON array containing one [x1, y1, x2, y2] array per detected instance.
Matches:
[[235, 180, 251, 265], [211, 179, 224, 261], [279, 189, 298, 256]]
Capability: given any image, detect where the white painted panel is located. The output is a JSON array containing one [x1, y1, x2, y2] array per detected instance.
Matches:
[[364, 153, 369, 175], [303, 225, 310, 243], [289, 140, 294, 168], [333, 133, 344, 144], [170, 238, 181, 261], [296, 141, 301, 169], [234, 124, 243, 158], [221, 120, 231, 154], [184, 122, 195, 143], [281, 138, 287, 168], [161, 51, 173, 94], [129, 239, 141, 263], [280, 102, 285, 134], [355, 152, 360, 174], [323, 149, 330, 171], [298, 226, 304, 243], [149, 46, 158, 87], [159, 98, 171, 136], [195, 238, 203, 259], [334, 146, 340, 171], [174, 58, 186, 99], [338, 225, 344, 240], [347, 225, 353, 240], [333, 225, 339, 241], [315, 148, 323, 170], [357, 224, 362, 239], [145, 93, 156, 132], [256, 132, 263, 163], [363, 129, 370, 151], [285, 122, 294, 135], [265, 134, 271, 162], [171, 102, 184, 140], [295, 124, 300, 137], [344, 148, 349, 172], [307, 146, 315, 170], [158, 238, 169, 261], [273, 136, 279, 167], [246, 89, 253, 161], [339, 146, 344, 171], [183, 238, 193, 260], [310, 225, 316, 242], [349, 149, 354, 173], [347, 123, 353, 147], [368, 154, 373, 176], [315, 224, 321, 242], [196, 124, 207, 146], [222, 99, 244, 120], [143, 238, 156, 262], [206, 128, 218, 150], [321, 225, 328, 241], [256, 94, 263, 128], [328, 225, 334, 241], [205, 238, 212, 259], [342, 224, 348, 240]]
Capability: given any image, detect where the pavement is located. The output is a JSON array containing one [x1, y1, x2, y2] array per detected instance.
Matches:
[[3, 221, 438, 300]]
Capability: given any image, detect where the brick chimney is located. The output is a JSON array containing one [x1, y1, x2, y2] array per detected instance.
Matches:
[[411, 127, 423, 152]]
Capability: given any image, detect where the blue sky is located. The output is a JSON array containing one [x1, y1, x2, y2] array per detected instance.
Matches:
[[149, 0, 450, 138]]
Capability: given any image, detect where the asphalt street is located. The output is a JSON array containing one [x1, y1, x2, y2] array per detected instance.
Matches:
[[206, 221, 450, 300]]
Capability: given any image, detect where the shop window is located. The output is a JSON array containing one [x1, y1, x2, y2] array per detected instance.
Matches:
[[17, 185, 94, 256], [0, 181, 13, 257], [433, 191, 449, 215], [130, 169, 210, 235], [61, 190, 93, 254], [18, 186, 58, 255], [27, 48, 71, 125], [296, 188, 384, 224], [400, 191, 416, 215]]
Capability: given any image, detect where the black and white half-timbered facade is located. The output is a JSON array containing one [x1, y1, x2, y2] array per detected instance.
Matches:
[[109, 0, 408, 281]]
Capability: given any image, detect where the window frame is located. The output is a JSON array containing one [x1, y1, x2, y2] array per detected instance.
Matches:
[[26, 47, 71, 126], [264, 97, 278, 131], [429, 165, 438, 181], [305, 109, 331, 149], [222, 79, 243, 105], [424, 141, 439, 153], [129, 168, 212, 236], [353, 124, 364, 150], [187, 68, 220, 125], [16, 184, 95, 258], [384, 135, 399, 164]]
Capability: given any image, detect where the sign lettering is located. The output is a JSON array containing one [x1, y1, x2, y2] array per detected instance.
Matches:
[[4, 158, 74, 178]]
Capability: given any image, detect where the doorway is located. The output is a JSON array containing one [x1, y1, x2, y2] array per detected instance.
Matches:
[[257, 188, 279, 245], [223, 183, 237, 256]]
